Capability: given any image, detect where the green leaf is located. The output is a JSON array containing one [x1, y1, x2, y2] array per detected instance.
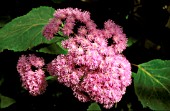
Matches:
[[87, 102, 101, 111], [45, 76, 57, 81], [0, 94, 16, 108], [133, 59, 170, 110], [132, 72, 137, 78], [127, 37, 137, 47], [0, 6, 55, 52], [38, 41, 68, 54]]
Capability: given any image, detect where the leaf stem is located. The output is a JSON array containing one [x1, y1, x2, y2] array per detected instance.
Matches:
[[131, 63, 138, 67]]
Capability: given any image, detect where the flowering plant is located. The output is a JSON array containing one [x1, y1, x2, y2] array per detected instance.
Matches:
[[0, 6, 170, 111]]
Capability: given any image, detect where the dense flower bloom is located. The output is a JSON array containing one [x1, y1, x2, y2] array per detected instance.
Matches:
[[43, 7, 96, 40], [47, 37, 131, 108], [44, 8, 131, 109], [43, 18, 62, 40], [17, 54, 47, 96], [43, 8, 127, 53]]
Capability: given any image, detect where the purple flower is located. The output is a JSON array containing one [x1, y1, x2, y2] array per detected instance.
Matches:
[[43, 8, 96, 39], [47, 33, 131, 108], [44, 7, 131, 109], [43, 18, 62, 40], [17, 54, 47, 96]]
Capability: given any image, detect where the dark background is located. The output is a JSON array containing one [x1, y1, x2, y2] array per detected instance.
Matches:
[[0, 0, 170, 111]]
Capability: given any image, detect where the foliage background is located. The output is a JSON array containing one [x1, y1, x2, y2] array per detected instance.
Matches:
[[0, 0, 170, 111]]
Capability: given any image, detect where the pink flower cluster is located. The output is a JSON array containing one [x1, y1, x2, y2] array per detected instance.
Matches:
[[43, 8, 127, 53], [17, 54, 47, 96], [43, 8, 132, 109]]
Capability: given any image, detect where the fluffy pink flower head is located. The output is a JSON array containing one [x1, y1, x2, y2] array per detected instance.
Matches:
[[47, 36, 131, 108], [103, 20, 128, 53], [17, 54, 47, 96], [80, 54, 131, 109], [43, 8, 127, 53], [43, 8, 96, 40], [43, 18, 62, 40], [44, 8, 131, 109]]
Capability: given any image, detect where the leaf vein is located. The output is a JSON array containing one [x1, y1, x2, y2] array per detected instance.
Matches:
[[139, 65, 170, 94]]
